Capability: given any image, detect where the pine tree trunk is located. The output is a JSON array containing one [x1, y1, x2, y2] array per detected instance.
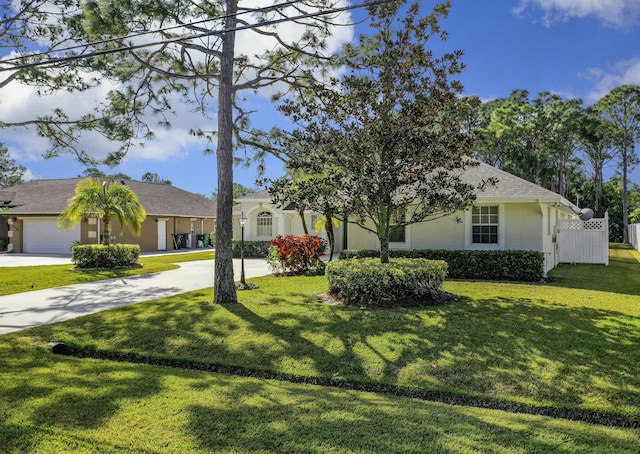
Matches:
[[214, 0, 238, 304], [622, 150, 629, 244]]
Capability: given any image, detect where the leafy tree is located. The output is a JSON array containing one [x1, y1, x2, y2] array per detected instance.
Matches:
[[76, 0, 352, 303], [266, 171, 341, 259], [471, 96, 513, 167], [58, 178, 147, 245], [267, 175, 311, 235], [276, 1, 487, 263], [578, 106, 615, 216], [211, 183, 256, 202], [602, 177, 640, 242], [141, 172, 171, 185], [485, 90, 546, 184], [78, 168, 132, 180], [539, 93, 584, 197], [0, 143, 25, 189], [596, 85, 640, 243], [485, 90, 584, 197]]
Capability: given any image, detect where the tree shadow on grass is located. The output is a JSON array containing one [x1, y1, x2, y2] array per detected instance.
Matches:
[[185, 377, 640, 454], [222, 292, 640, 415], [3, 343, 638, 453], [21, 279, 640, 421], [0, 340, 164, 452]]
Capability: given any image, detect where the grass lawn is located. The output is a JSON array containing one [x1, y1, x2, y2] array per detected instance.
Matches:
[[0, 250, 215, 296], [1, 246, 639, 452]]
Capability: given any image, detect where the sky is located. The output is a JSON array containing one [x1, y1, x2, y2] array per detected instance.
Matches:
[[1, 0, 640, 198]]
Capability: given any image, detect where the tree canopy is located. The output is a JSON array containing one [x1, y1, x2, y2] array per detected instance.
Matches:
[[273, 1, 488, 263], [0, 1, 141, 165], [596, 85, 640, 243], [0, 144, 25, 189]]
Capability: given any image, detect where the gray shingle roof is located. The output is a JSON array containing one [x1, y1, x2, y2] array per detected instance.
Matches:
[[0, 178, 217, 217], [461, 162, 567, 202], [234, 163, 569, 206]]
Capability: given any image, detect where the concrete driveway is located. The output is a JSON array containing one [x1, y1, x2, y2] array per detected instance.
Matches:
[[0, 253, 73, 267], [0, 257, 271, 335]]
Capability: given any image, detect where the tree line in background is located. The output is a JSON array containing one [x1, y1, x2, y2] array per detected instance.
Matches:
[[465, 85, 640, 243]]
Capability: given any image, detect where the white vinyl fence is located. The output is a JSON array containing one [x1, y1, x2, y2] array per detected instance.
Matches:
[[557, 213, 609, 265], [630, 223, 640, 252]]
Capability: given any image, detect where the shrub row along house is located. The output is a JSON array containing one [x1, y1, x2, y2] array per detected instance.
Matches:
[[0, 179, 216, 254], [233, 163, 599, 274]]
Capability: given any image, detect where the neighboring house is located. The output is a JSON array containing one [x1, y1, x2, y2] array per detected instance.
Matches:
[[0, 179, 216, 254], [233, 163, 587, 273]]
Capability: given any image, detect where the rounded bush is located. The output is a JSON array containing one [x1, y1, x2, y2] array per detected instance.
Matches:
[[326, 258, 449, 307]]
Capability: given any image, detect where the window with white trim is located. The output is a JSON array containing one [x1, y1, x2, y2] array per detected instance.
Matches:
[[389, 208, 406, 243], [472, 206, 498, 244], [256, 211, 273, 237]]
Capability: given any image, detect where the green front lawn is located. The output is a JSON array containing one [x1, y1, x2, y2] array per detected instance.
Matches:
[[0, 250, 215, 296], [2, 336, 638, 453], [1, 246, 638, 452]]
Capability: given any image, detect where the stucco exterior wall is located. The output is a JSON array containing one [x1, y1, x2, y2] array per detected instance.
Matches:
[[116, 217, 214, 251], [346, 214, 466, 251], [7, 218, 23, 253], [503, 203, 543, 251], [409, 215, 466, 250], [7, 215, 214, 253]]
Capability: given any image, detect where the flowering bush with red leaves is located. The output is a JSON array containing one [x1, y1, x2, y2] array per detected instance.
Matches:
[[270, 234, 325, 274]]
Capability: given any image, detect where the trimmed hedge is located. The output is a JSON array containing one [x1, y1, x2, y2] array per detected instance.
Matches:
[[232, 240, 271, 258], [339, 249, 544, 282], [326, 258, 448, 307], [72, 244, 141, 269]]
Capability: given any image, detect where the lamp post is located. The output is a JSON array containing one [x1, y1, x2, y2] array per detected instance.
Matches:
[[239, 212, 247, 286]]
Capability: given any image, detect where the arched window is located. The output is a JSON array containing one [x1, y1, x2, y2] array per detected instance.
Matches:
[[256, 211, 273, 237]]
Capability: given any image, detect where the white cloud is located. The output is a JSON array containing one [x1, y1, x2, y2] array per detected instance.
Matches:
[[514, 0, 640, 28], [0, 3, 355, 170], [583, 57, 640, 101]]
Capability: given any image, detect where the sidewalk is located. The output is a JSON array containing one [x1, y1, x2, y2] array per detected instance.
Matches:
[[0, 258, 271, 335]]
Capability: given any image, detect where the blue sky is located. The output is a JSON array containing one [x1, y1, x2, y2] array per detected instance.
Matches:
[[2, 0, 639, 197]]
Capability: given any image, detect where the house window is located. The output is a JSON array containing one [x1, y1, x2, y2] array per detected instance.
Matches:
[[472, 206, 498, 244], [389, 208, 406, 243], [256, 211, 273, 237]]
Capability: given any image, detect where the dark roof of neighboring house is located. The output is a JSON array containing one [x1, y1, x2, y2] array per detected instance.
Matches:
[[0, 178, 217, 217]]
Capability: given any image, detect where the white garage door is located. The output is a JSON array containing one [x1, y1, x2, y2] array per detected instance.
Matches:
[[23, 219, 80, 254]]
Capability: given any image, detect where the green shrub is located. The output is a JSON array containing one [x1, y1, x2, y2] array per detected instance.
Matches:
[[72, 244, 141, 269], [326, 258, 448, 307], [306, 259, 326, 276], [339, 249, 544, 282], [232, 240, 271, 258], [265, 245, 285, 275]]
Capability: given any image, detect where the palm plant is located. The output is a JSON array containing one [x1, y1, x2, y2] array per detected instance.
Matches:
[[58, 178, 147, 245]]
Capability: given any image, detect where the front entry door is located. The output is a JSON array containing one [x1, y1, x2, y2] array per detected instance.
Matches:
[[157, 220, 167, 250]]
